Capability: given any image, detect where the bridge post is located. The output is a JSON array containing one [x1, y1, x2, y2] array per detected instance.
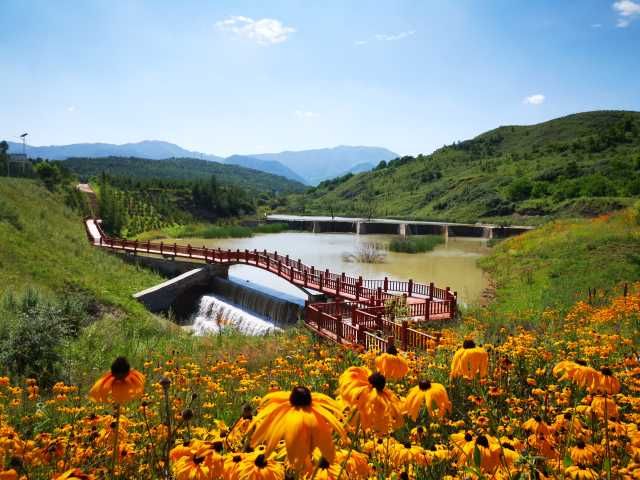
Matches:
[[245, 249, 249, 263], [341, 272, 346, 282], [159, 241, 163, 254], [285, 254, 289, 265], [429, 282, 434, 299], [253, 249, 257, 263], [266, 255, 270, 269], [387, 336, 395, 350], [134, 240, 138, 255], [408, 279, 413, 297], [350, 304, 357, 323], [425, 298, 431, 320], [355, 284, 360, 301], [188, 244, 192, 258], [336, 277, 341, 296], [304, 271, 308, 286], [401, 320, 408, 350], [376, 313, 382, 331], [99, 236, 103, 247], [298, 259, 301, 270], [377, 287, 382, 305], [356, 326, 364, 346], [278, 260, 282, 276], [319, 272, 323, 289], [311, 266, 315, 275], [384, 277, 388, 292], [146, 240, 151, 253]]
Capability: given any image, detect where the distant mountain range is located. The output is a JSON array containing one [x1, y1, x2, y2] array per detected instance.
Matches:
[[6, 140, 398, 185]]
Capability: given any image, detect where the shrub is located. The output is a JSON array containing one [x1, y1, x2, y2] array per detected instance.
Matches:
[[389, 235, 444, 253]]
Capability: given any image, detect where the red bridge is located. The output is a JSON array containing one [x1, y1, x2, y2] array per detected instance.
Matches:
[[85, 219, 456, 351]]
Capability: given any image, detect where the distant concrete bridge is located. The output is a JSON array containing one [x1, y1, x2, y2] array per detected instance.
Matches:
[[266, 214, 534, 239]]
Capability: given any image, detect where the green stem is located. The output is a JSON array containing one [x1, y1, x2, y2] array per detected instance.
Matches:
[[111, 403, 121, 479]]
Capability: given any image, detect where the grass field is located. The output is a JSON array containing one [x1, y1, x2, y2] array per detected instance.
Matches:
[[388, 235, 444, 253]]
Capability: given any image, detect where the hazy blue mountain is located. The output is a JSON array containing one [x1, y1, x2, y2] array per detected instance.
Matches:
[[6, 140, 397, 184], [6, 140, 224, 162], [251, 146, 398, 185], [225, 155, 307, 184]]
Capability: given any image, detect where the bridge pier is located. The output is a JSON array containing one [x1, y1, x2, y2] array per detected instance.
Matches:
[[356, 221, 366, 235], [398, 223, 410, 237], [483, 226, 494, 240]]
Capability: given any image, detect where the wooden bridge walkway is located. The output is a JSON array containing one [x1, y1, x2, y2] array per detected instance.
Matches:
[[85, 218, 455, 352]]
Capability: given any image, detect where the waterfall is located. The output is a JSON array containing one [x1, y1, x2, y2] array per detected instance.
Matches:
[[190, 294, 281, 336], [211, 277, 303, 325]]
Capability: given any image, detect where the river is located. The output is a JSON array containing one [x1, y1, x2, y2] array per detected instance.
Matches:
[[169, 232, 490, 308]]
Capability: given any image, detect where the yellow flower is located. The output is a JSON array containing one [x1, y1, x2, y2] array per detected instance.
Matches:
[[236, 452, 284, 480], [375, 345, 409, 380], [250, 386, 344, 470], [450, 340, 488, 379], [565, 465, 598, 479], [591, 367, 621, 394], [591, 395, 619, 420], [570, 440, 597, 466], [171, 442, 224, 480], [52, 469, 96, 480], [338, 366, 403, 434], [404, 380, 451, 420], [88, 357, 145, 404]]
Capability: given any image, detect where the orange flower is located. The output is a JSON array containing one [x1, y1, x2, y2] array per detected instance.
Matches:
[[375, 345, 408, 380], [53, 469, 96, 480], [89, 357, 145, 404], [450, 340, 488, 379]]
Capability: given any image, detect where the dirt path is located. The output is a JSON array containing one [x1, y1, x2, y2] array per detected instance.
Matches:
[[77, 183, 99, 216]]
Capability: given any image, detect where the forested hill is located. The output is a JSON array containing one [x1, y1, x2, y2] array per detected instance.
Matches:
[[278, 111, 640, 224], [61, 156, 306, 194]]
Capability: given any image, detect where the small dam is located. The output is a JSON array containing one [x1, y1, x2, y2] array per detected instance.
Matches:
[[266, 214, 534, 239]]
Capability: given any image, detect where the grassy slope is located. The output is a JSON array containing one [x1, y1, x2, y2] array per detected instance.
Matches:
[[0, 178, 162, 307], [282, 111, 640, 224], [477, 208, 640, 333]]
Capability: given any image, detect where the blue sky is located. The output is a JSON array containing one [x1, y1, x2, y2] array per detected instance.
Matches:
[[1, 1, 639, 157]]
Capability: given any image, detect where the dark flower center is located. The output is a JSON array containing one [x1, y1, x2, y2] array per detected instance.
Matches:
[[289, 386, 312, 407], [254, 454, 267, 468], [233, 455, 242, 463], [242, 404, 253, 419], [403, 442, 412, 449], [534, 415, 542, 422], [476, 435, 489, 448], [576, 359, 587, 366], [564, 413, 572, 420], [386, 344, 399, 355], [110, 357, 131, 380], [600, 367, 613, 376], [400, 472, 409, 480], [193, 455, 205, 465], [501, 442, 515, 451], [368, 372, 386, 392], [576, 440, 586, 449], [416, 426, 424, 434], [463, 340, 476, 349], [418, 380, 432, 391], [464, 433, 473, 442], [212, 441, 223, 453], [318, 457, 330, 469]]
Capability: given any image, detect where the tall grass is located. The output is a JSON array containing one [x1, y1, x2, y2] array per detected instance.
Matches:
[[388, 235, 444, 253]]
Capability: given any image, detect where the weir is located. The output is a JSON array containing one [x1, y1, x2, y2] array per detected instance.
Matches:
[[267, 214, 533, 238]]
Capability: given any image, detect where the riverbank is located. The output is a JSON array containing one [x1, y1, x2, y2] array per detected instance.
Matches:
[[135, 222, 289, 241], [477, 206, 640, 336]]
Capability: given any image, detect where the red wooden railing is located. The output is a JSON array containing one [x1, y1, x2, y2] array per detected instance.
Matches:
[[85, 218, 454, 351]]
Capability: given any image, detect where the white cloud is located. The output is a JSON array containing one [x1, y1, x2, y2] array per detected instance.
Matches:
[[354, 40, 367, 46], [216, 15, 295, 44], [375, 30, 416, 41], [294, 110, 318, 119], [66, 106, 76, 112], [613, 0, 640, 27], [523, 94, 545, 105]]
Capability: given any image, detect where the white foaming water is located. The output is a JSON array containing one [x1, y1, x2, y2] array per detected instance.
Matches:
[[190, 294, 281, 336]]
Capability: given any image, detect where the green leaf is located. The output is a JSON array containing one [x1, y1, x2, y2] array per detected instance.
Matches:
[[474, 444, 482, 469], [563, 455, 573, 467]]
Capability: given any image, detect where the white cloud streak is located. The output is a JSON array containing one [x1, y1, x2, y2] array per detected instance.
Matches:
[[523, 94, 545, 105], [613, 0, 640, 27], [216, 16, 295, 44], [375, 30, 416, 41], [294, 110, 318, 119]]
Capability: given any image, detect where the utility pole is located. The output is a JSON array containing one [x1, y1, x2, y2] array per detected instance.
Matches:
[[20, 133, 28, 175]]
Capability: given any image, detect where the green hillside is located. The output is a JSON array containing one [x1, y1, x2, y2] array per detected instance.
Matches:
[[61, 156, 306, 194], [279, 111, 640, 224]]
